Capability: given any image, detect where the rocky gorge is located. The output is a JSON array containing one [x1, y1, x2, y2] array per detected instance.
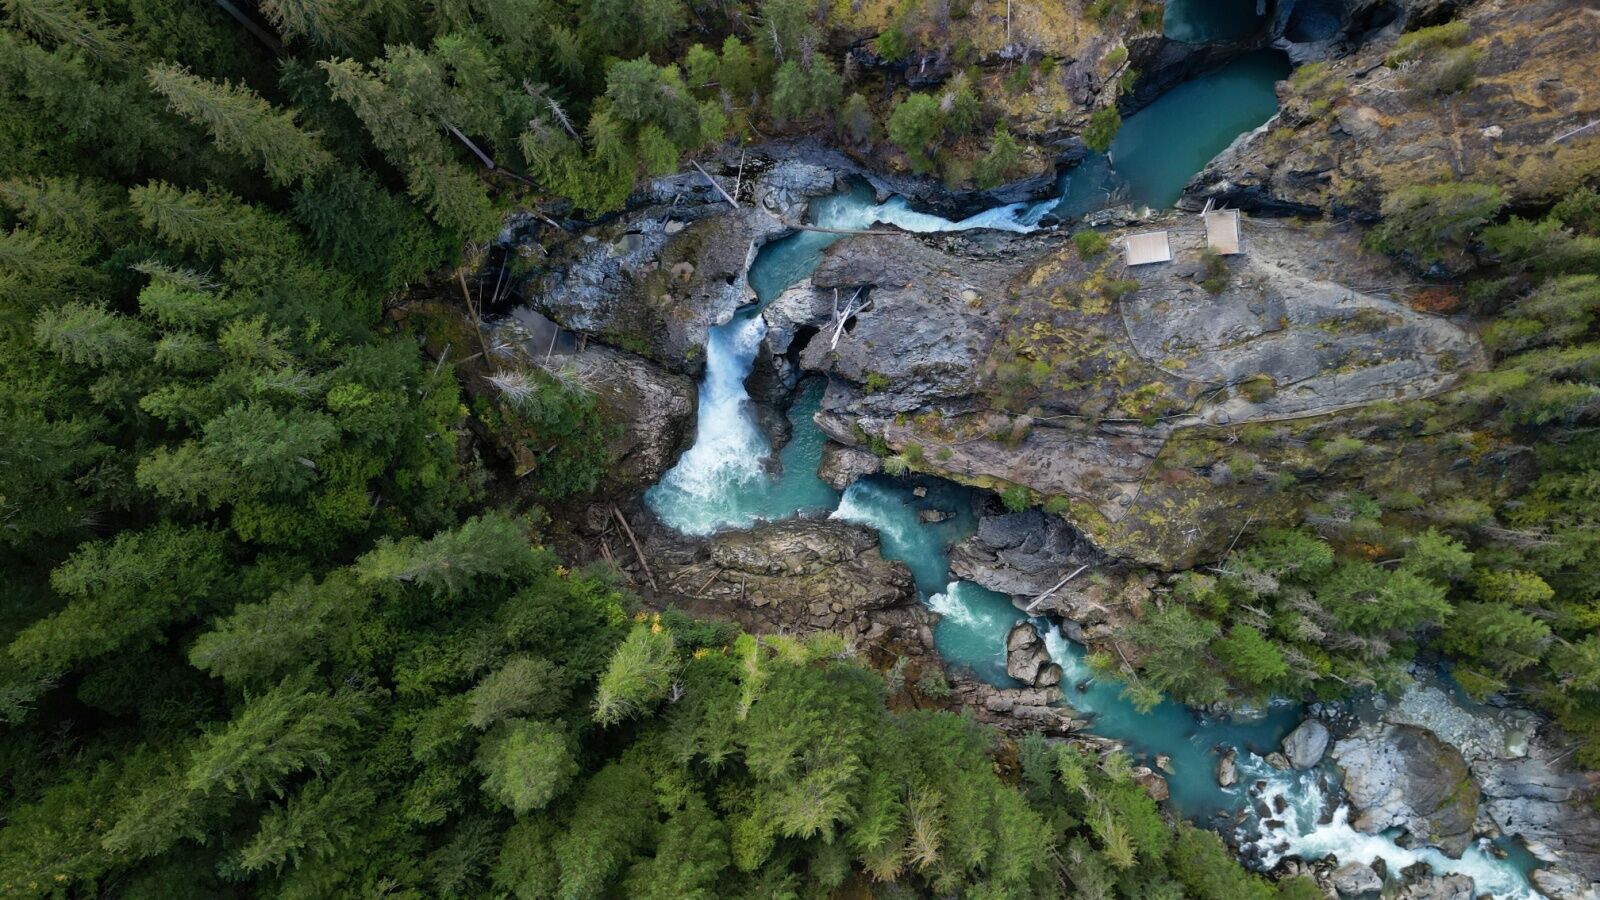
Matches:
[[466, 1, 1600, 894]]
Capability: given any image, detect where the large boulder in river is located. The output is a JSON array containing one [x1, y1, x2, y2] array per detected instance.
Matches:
[[1329, 861, 1383, 897], [1332, 724, 1480, 858], [1530, 867, 1600, 900], [948, 509, 1088, 599], [1004, 621, 1061, 688], [1393, 872, 1475, 900], [1217, 747, 1239, 787], [1282, 718, 1331, 769], [1476, 750, 1600, 883], [1380, 679, 1600, 882]]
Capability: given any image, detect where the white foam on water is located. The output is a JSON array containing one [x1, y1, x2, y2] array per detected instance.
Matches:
[[1238, 757, 1538, 898], [865, 195, 1043, 234], [926, 581, 981, 627], [830, 481, 915, 549], [1041, 627, 1086, 679], [645, 310, 773, 534]]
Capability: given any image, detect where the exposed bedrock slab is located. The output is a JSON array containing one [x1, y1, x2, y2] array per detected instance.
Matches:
[[780, 217, 1480, 566]]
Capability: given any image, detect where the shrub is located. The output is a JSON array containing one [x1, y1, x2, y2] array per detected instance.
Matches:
[[1389, 21, 1469, 63], [837, 92, 874, 146], [875, 25, 909, 62], [1074, 230, 1109, 258], [1199, 249, 1231, 293], [1238, 374, 1276, 403], [1083, 106, 1122, 154], [887, 93, 942, 171], [1554, 187, 1600, 235], [863, 371, 891, 393], [916, 666, 952, 698], [1321, 435, 1366, 461], [1118, 67, 1139, 96], [1000, 483, 1032, 512], [1368, 182, 1506, 264], [1403, 45, 1481, 95]]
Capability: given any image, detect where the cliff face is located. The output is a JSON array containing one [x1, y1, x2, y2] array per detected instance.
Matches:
[[1186, 0, 1600, 218]]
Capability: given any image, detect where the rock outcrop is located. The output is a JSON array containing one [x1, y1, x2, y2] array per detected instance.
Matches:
[[647, 518, 924, 652], [769, 213, 1485, 568], [1373, 679, 1600, 883], [532, 206, 783, 374], [477, 313, 696, 491], [1187, 0, 1600, 221], [1477, 747, 1600, 883], [1392, 872, 1475, 900], [1530, 867, 1600, 900], [1329, 860, 1384, 896], [1332, 724, 1480, 858], [1005, 621, 1063, 688], [948, 508, 1153, 654], [949, 509, 1090, 598], [1282, 718, 1332, 769], [953, 680, 1082, 736], [817, 441, 882, 490], [1217, 747, 1239, 787]]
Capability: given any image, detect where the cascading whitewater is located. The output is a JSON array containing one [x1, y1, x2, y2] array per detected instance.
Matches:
[[1241, 758, 1540, 899], [643, 309, 773, 535]]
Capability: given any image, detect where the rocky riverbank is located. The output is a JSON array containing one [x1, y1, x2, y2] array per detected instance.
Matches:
[[1185, 0, 1600, 231], [1230, 678, 1600, 896], [475, 3, 1600, 884]]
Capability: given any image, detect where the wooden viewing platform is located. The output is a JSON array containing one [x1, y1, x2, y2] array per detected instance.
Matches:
[[1204, 206, 1242, 255], [1125, 231, 1173, 266]]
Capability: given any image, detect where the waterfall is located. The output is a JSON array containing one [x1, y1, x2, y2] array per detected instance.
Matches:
[[644, 309, 773, 535], [646, 192, 1036, 535]]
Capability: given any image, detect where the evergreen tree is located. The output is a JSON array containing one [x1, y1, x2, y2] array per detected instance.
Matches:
[[475, 719, 577, 813], [592, 621, 679, 726], [258, 0, 364, 52], [1083, 105, 1122, 153], [147, 62, 332, 186], [888, 92, 942, 171], [977, 124, 1022, 188]]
